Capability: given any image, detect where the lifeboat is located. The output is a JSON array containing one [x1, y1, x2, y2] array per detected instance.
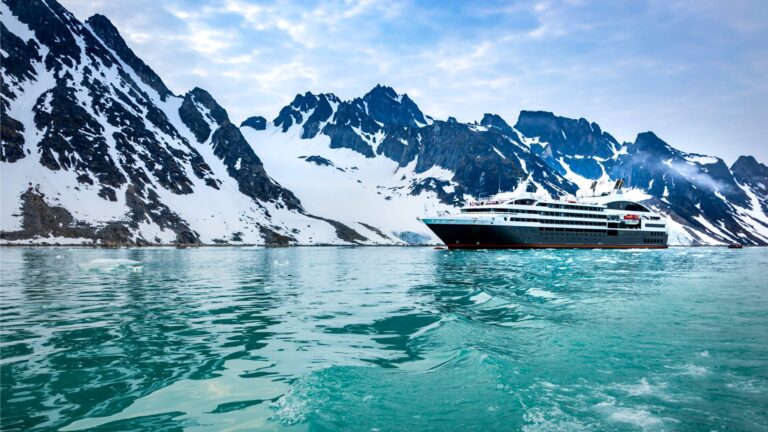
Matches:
[[623, 214, 640, 225]]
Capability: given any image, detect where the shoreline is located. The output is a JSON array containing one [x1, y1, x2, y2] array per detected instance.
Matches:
[[0, 243, 754, 248]]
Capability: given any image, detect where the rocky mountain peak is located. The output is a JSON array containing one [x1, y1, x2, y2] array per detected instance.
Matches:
[[480, 113, 514, 135], [273, 91, 338, 133], [85, 13, 172, 101], [178, 87, 229, 143], [362, 84, 426, 128], [732, 155, 768, 186], [515, 110, 616, 158], [630, 131, 671, 154]]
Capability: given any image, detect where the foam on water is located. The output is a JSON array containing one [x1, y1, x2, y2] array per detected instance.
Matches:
[[469, 291, 493, 304], [603, 405, 664, 428], [527, 288, 559, 300]]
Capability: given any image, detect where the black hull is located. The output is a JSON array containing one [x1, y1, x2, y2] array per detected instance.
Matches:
[[425, 223, 668, 249]]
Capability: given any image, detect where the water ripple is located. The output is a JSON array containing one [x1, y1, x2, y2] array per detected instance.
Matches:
[[1, 247, 767, 431]]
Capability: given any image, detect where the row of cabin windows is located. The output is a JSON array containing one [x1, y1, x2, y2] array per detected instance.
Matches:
[[507, 200, 651, 213], [505, 218, 538, 223], [605, 201, 650, 212], [465, 208, 607, 219], [535, 202, 605, 212], [644, 223, 666, 228], [501, 217, 607, 227], [644, 238, 664, 244], [539, 211, 607, 219], [538, 227, 605, 233], [649, 231, 665, 237], [540, 219, 606, 226]]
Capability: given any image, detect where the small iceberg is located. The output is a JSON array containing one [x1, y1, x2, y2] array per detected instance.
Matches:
[[80, 258, 142, 272]]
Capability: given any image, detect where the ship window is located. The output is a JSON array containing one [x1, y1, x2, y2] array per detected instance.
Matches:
[[606, 201, 650, 212]]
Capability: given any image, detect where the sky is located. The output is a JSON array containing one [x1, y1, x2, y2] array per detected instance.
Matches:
[[60, 0, 768, 164]]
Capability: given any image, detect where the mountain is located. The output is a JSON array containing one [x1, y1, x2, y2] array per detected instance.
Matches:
[[244, 90, 768, 246], [241, 86, 580, 243], [2, 0, 767, 246], [0, 0, 398, 246]]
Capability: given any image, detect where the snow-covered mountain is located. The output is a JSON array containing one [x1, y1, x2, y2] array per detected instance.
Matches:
[[2, 0, 766, 246], [243, 88, 768, 246], [0, 0, 398, 246]]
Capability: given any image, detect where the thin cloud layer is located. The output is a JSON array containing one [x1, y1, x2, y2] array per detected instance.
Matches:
[[60, 0, 768, 164]]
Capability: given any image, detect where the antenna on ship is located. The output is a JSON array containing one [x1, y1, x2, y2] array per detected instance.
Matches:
[[588, 180, 597, 197], [613, 178, 625, 195]]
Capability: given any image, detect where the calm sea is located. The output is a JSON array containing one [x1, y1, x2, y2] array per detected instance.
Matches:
[[1, 247, 767, 431]]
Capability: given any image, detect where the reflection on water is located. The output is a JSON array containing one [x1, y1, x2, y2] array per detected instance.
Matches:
[[1, 247, 767, 431]]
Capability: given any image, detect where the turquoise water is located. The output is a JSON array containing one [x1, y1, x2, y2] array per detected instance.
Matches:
[[1, 247, 767, 431]]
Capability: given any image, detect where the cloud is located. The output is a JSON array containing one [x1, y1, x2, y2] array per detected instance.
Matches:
[[57, 0, 768, 164], [668, 160, 734, 193]]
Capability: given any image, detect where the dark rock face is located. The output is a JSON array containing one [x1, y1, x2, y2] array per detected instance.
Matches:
[[34, 84, 127, 187], [0, 187, 97, 242], [123, 186, 200, 244], [303, 155, 334, 167], [302, 94, 335, 139], [211, 123, 302, 210], [515, 110, 619, 159], [363, 84, 426, 127], [240, 116, 267, 130], [85, 14, 172, 101], [732, 156, 768, 215], [176, 87, 303, 210], [357, 222, 394, 241], [480, 113, 515, 136], [305, 214, 368, 244], [514, 110, 621, 180], [732, 156, 768, 191], [0, 111, 26, 162], [0, 187, 132, 246], [178, 87, 229, 142], [274, 92, 319, 131]]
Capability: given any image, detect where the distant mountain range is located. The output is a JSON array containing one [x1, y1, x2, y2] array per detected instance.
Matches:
[[2, 0, 767, 246]]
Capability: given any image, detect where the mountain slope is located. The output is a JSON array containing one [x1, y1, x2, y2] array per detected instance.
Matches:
[[2, 0, 766, 246], [0, 0, 391, 245]]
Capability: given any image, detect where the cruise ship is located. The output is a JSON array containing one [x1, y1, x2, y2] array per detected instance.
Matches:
[[420, 180, 668, 249]]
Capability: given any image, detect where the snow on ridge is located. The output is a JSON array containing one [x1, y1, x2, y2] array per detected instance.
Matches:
[[685, 154, 719, 165], [517, 133, 543, 149]]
